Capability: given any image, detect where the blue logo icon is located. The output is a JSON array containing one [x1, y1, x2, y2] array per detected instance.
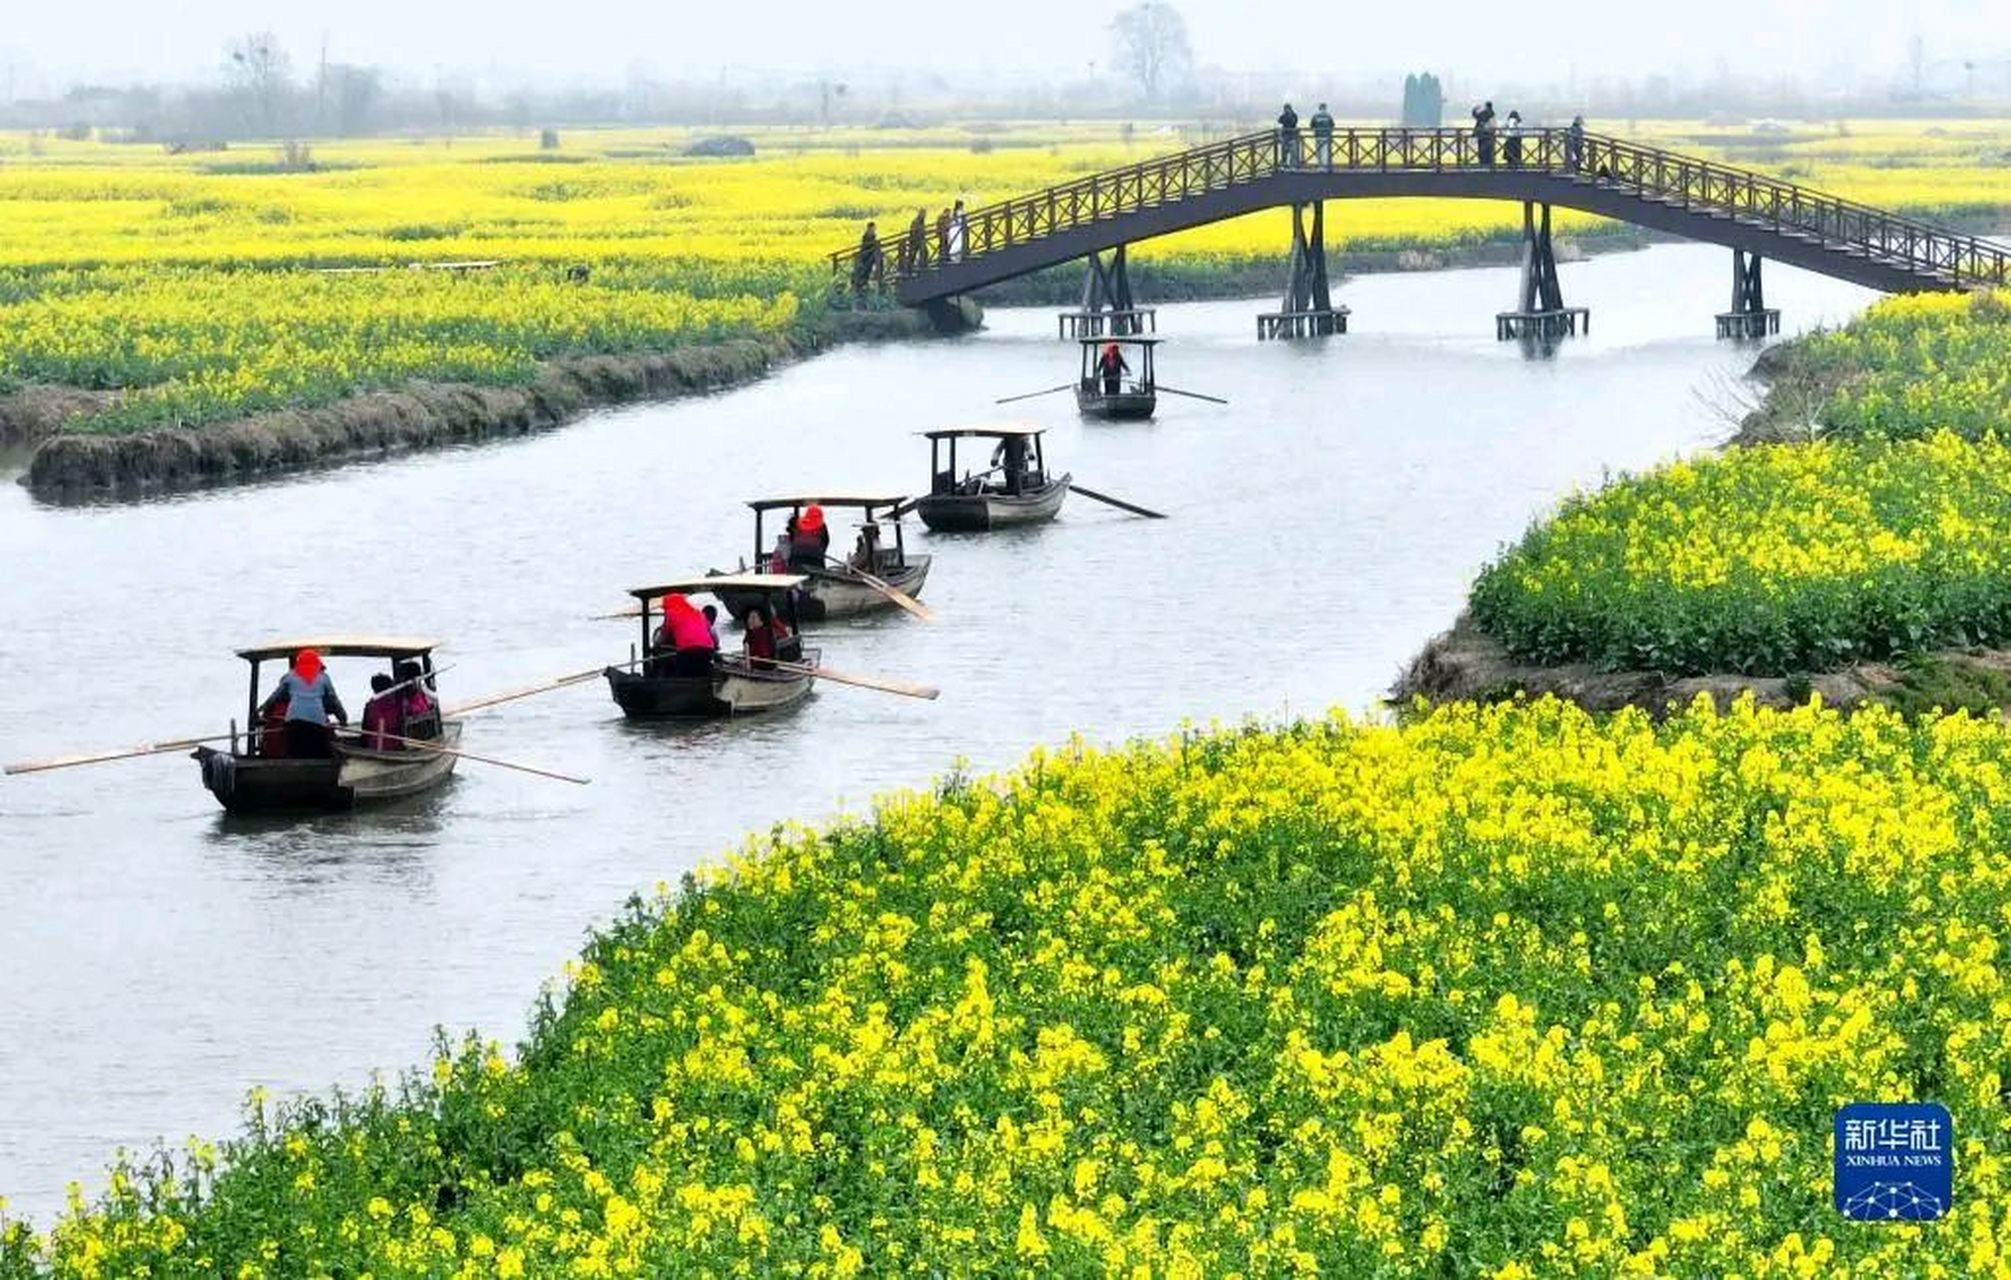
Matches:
[[1835, 1102, 1953, 1221]]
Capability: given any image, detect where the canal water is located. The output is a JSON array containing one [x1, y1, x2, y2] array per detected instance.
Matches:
[[0, 242, 1874, 1222]]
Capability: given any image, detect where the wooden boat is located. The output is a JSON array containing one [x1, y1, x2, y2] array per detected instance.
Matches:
[[605, 575, 819, 719], [191, 636, 459, 815], [1076, 336, 1160, 420], [912, 425, 1072, 532], [713, 495, 931, 624]]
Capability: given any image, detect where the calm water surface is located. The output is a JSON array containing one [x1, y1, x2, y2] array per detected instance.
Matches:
[[0, 243, 1875, 1220]]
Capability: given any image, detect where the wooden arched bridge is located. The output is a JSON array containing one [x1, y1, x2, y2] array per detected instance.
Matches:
[[830, 126, 2011, 340]]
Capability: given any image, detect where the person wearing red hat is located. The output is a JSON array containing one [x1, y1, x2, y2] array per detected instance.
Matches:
[[788, 503, 831, 571], [259, 648, 348, 759], [1096, 342, 1130, 396]]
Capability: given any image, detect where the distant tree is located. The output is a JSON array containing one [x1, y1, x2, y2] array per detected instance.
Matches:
[[1401, 71, 1444, 127], [819, 80, 848, 126], [1110, 2, 1191, 101], [329, 64, 381, 137], [224, 32, 292, 136]]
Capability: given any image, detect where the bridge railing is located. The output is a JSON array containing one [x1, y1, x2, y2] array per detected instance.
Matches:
[[830, 126, 2010, 292]]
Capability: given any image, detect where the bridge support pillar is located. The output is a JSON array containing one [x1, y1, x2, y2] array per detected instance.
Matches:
[[1496, 201, 1588, 342], [1058, 246, 1156, 339], [1258, 201, 1350, 339], [1716, 250, 1781, 340]]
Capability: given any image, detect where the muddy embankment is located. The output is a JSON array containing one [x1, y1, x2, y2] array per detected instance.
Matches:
[[1391, 611, 2011, 717], [6, 303, 977, 500]]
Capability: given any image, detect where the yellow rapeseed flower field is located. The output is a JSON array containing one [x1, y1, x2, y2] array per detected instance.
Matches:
[[2, 119, 2007, 432], [1469, 291, 2011, 677], [7, 698, 2011, 1276]]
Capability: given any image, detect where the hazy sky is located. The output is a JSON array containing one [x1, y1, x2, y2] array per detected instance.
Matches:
[[0, 0, 1998, 91]]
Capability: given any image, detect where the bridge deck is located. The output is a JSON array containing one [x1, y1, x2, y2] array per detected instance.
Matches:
[[832, 127, 2010, 303]]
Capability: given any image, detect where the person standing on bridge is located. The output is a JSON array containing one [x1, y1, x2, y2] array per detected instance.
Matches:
[[1310, 103, 1336, 168], [1503, 111, 1524, 167], [935, 207, 952, 265], [949, 199, 968, 263], [1276, 103, 1301, 168], [852, 221, 884, 293], [1471, 100, 1497, 165], [906, 207, 929, 271], [1565, 116, 1586, 172]]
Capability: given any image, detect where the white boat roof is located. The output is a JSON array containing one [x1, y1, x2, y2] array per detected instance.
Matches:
[[747, 495, 907, 511], [921, 421, 1046, 439], [236, 635, 440, 662], [627, 573, 807, 600]]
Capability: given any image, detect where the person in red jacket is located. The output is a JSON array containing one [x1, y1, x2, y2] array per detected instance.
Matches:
[[654, 593, 719, 677]]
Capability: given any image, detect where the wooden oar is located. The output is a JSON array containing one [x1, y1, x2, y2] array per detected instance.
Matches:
[[350, 726, 589, 785], [995, 383, 1072, 405], [821, 558, 937, 622], [1070, 484, 1167, 519], [6, 731, 235, 776], [6, 663, 459, 776], [765, 659, 939, 700], [1157, 384, 1230, 405], [444, 666, 606, 717]]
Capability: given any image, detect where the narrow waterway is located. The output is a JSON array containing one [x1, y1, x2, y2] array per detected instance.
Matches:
[[0, 242, 1875, 1222]]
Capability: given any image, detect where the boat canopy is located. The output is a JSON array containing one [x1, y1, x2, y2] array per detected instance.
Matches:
[[628, 573, 807, 600], [747, 495, 908, 512], [921, 422, 1047, 440], [1075, 335, 1163, 345], [235, 635, 440, 662]]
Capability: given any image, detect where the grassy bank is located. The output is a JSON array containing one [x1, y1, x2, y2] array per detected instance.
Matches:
[[11, 302, 968, 496], [8, 700, 2011, 1276]]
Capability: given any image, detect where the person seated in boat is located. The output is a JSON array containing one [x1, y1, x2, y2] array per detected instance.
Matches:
[[656, 592, 719, 677], [748, 603, 792, 668], [361, 674, 402, 751], [259, 648, 348, 759], [1096, 342, 1130, 396], [848, 521, 883, 571], [768, 530, 793, 575], [258, 698, 289, 758], [788, 504, 830, 570], [702, 604, 722, 646], [394, 660, 439, 740]]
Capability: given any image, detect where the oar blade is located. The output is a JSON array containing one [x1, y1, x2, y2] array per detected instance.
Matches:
[[995, 383, 1073, 405], [827, 561, 937, 622], [444, 666, 605, 717], [1071, 484, 1168, 519], [6, 733, 229, 776], [770, 660, 939, 700], [1156, 384, 1231, 406]]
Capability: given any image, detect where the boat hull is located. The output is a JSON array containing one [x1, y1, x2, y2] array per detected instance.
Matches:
[[915, 476, 1071, 532], [193, 722, 462, 815], [715, 558, 930, 623], [606, 649, 819, 719], [1076, 387, 1157, 420]]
